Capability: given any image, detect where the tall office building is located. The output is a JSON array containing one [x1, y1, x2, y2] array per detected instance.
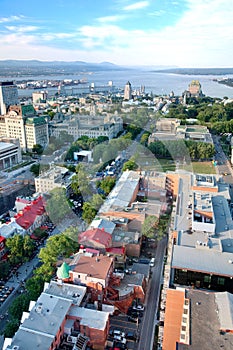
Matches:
[[0, 81, 19, 115], [124, 81, 132, 100]]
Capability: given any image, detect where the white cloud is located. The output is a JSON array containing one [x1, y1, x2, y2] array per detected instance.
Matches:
[[5, 25, 39, 33], [0, 0, 232, 67], [0, 15, 24, 23], [97, 15, 126, 23], [123, 1, 150, 11]]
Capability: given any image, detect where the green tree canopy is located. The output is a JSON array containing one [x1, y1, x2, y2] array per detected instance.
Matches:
[[45, 187, 71, 223], [142, 215, 159, 238]]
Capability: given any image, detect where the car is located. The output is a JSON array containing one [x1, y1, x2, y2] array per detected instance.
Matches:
[[132, 304, 144, 311], [126, 331, 136, 340], [127, 316, 141, 323], [113, 342, 127, 349], [150, 258, 155, 267]]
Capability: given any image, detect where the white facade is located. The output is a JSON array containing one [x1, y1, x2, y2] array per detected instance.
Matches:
[[0, 140, 22, 170]]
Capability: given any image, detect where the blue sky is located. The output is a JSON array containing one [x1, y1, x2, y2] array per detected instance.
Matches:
[[0, 0, 232, 67]]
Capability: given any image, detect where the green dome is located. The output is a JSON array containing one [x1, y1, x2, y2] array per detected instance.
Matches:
[[57, 262, 70, 279]]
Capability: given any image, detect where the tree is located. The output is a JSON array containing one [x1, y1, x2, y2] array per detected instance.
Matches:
[[23, 235, 35, 258], [4, 319, 20, 338], [91, 194, 104, 210], [0, 260, 10, 280], [82, 202, 97, 224], [142, 216, 159, 238], [32, 144, 43, 155], [30, 163, 40, 176], [38, 232, 79, 266], [122, 159, 138, 171], [8, 294, 31, 320], [25, 275, 45, 300], [45, 188, 71, 223], [98, 176, 116, 195], [6, 235, 24, 265]]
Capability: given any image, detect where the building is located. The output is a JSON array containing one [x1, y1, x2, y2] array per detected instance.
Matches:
[[69, 254, 114, 289], [124, 81, 132, 100], [0, 104, 49, 151], [0, 236, 7, 260], [0, 140, 22, 170], [78, 228, 112, 251], [162, 288, 233, 350], [32, 91, 48, 104], [14, 195, 47, 235], [49, 114, 123, 140], [35, 166, 71, 194], [168, 173, 233, 292], [0, 81, 18, 115]]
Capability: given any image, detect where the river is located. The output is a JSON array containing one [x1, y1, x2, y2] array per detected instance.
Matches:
[[6, 69, 233, 99]]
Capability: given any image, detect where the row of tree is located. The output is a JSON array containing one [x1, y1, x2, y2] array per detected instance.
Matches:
[[4, 229, 79, 338], [148, 140, 215, 161]]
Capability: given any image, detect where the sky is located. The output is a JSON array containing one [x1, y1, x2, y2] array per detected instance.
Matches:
[[0, 0, 232, 67]]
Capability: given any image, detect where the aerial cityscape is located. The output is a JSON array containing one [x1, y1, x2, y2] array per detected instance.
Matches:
[[0, 1, 233, 350]]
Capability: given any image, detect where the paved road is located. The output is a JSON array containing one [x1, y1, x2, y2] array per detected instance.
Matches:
[[138, 237, 167, 350], [0, 255, 39, 334]]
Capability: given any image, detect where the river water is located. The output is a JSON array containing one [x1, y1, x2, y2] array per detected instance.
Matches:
[[11, 69, 233, 99]]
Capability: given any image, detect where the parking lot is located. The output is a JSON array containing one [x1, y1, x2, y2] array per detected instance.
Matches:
[[106, 309, 143, 350]]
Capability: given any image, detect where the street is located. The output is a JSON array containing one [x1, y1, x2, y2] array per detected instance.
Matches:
[[138, 237, 167, 350]]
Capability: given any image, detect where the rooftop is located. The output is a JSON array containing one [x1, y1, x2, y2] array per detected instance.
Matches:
[[68, 306, 109, 330], [99, 170, 141, 213], [70, 254, 113, 280]]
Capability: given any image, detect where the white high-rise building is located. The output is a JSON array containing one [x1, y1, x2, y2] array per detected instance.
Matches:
[[124, 81, 132, 100], [0, 81, 18, 115]]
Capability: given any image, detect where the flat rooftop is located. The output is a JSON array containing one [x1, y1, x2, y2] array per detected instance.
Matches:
[[99, 170, 140, 213], [68, 306, 109, 330], [177, 289, 233, 350]]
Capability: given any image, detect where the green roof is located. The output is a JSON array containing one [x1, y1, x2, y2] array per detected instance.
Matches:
[[21, 104, 36, 116], [57, 262, 70, 279], [25, 116, 46, 125]]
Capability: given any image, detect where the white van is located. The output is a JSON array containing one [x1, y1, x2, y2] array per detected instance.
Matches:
[[150, 258, 155, 267]]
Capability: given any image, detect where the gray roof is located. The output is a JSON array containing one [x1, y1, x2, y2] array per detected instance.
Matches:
[[43, 281, 86, 306], [68, 306, 109, 330], [88, 218, 116, 234], [172, 245, 233, 277], [215, 292, 233, 330], [99, 171, 140, 213]]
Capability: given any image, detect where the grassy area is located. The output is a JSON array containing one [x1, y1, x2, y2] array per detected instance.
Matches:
[[141, 158, 216, 174], [182, 161, 216, 174]]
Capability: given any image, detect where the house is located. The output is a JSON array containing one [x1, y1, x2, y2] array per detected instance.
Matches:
[[78, 228, 112, 251], [69, 254, 114, 290], [14, 195, 47, 234]]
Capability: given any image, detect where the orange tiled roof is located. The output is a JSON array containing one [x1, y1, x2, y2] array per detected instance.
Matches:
[[72, 255, 113, 280], [163, 288, 185, 350]]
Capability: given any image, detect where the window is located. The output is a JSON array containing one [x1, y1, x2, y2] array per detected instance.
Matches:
[[217, 277, 225, 286], [204, 275, 211, 283]]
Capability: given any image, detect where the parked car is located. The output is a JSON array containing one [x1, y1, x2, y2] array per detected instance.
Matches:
[[126, 331, 136, 340], [132, 304, 144, 311]]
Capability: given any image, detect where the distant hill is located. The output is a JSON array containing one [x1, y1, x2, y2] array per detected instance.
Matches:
[[153, 67, 233, 75], [0, 60, 127, 78]]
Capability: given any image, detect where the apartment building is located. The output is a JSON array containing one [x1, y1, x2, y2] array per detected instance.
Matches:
[[35, 166, 71, 194], [0, 104, 49, 151]]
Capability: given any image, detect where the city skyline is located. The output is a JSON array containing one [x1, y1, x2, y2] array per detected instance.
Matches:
[[0, 0, 233, 68]]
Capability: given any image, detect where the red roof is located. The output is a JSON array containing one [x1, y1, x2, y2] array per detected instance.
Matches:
[[15, 196, 45, 230], [78, 228, 112, 248], [0, 236, 6, 244], [106, 247, 125, 255], [16, 197, 31, 204]]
